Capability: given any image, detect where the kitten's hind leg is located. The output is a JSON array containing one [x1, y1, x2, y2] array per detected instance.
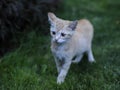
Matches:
[[87, 49, 95, 63], [72, 54, 83, 63]]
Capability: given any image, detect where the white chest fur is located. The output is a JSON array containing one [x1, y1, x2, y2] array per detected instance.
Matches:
[[51, 44, 70, 60]]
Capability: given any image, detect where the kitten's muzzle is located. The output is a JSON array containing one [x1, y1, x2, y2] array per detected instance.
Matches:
[[55, 39, 58, 42], [54, 36, 60, 42], [55, 39, 59, 43]]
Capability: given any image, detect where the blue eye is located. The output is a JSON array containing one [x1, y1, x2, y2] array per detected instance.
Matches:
[[52, 31, 56, 35], [61, 33, 66, 37]]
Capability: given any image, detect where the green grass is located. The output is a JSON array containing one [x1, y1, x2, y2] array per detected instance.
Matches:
[[0, 0, 120, 90]]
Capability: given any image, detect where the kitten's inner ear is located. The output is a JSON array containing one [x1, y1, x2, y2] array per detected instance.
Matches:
[[48, 12, 57, 26], [68, 20, 78, 30]]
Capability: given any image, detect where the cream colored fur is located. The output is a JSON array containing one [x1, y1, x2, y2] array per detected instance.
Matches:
[[48, 12, 95, 84]]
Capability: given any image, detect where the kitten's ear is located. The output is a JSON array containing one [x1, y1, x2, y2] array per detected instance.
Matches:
[[68, 20, 78, 30], [48, 12, 57, 26]]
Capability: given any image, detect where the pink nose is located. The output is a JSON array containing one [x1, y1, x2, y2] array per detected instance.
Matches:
[[55, 36, 60, 42], [55, 36, 59, 40], [55, 39, 58, 42]]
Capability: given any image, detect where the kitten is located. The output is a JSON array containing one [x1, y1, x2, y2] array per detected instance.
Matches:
[[48, 12, 95, 84]]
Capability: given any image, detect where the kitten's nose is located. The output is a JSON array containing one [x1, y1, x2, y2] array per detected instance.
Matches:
[[55, 36, 59, 41], [55, 38, 58, 42]]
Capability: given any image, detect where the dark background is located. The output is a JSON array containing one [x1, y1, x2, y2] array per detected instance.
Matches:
[[0, 0, 61, 57]]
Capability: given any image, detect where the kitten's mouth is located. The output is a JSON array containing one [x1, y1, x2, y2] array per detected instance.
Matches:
[[54, 39, 65, 44], [55, 40, 62, 44]]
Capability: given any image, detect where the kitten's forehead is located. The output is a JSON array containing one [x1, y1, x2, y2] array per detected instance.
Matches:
[[55, 20, 65, 31], [55, 19, 70, 31]]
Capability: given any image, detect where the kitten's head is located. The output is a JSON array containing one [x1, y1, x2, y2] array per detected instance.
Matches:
[[48, 12, 77, 44]]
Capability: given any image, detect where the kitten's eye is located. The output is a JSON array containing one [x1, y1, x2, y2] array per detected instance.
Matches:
[[52, 31, 56, 35], [61, 33, 66, 37]]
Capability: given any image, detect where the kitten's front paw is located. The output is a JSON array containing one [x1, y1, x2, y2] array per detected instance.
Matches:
[[89, 59, 96, 63], [57, 76, 65, 84], [72, 60, 79, 63]]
